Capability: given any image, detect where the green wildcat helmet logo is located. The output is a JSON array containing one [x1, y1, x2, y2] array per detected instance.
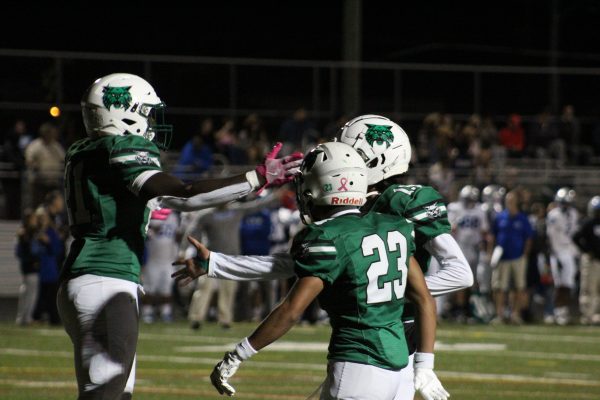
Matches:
[[365, 124, 394, 149], [102, 86, 132, 110]]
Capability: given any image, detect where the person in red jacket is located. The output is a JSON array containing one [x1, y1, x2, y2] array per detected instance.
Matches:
[[499, 114, 525, 156]]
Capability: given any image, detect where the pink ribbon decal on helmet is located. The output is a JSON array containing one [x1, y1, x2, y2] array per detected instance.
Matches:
[[337, 177, 349, 192]]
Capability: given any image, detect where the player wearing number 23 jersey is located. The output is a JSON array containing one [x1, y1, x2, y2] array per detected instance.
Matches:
[[194, 142, 448, 400], [291, 211, 415, 370]]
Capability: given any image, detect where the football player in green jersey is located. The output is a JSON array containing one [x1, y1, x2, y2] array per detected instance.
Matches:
[[174, 115, 471, 399], [205, 142, 447, 399], [56, 73, 302, 400]]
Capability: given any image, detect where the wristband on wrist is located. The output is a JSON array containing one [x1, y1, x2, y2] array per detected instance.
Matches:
[[234, 337, 258, 361], [193, 254, 209, 271], [245, 170, 261, 190], [414, 352, 435, 369]]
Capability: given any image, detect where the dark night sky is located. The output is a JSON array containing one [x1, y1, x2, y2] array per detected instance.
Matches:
[[3, 1, 600, 144], [3, 1, 600, 66]]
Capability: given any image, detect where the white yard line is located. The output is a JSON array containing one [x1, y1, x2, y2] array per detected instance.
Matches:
[[437, 329, 600, 344]]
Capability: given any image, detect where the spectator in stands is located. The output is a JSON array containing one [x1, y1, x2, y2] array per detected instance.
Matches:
[[528, 109, 559, 159], [490, 191, 533, 324], [215, 119, 248, 165], [279, 107, 316, 152], [428, 151, 455, 199], [2, 119, 32, 219], [24, 122, 65, 208], [498, 114, 525, 157], [198, 117, 216, 150], [480, 115, 498, 146], [559, 105, 589, 164], [239, 114, 270, 167], [14, 208, 40, 326], [239, 113, 269, 151], [32, 206, 62, 325], [174, 133, 214, 180], [417, 112, 442, 163]]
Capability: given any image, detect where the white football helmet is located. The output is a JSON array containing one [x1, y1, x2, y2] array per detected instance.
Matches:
[[81, 73, 173, 149], [482, 184, 506, 205], [339, 114, 411, 185], [459, 185, 480, 204], [588, 196, 600, 217], [555, 187, 576, 205], [296, 142, 368, 224]]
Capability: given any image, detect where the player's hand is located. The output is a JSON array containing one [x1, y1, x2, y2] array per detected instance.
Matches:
[[210, 351, 243, 396], [414, 368, 450, 400], [255, 142, 303, 194], [171, 236, 210, 286]]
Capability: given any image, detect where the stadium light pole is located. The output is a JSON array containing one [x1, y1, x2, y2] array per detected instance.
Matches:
[[342, 0, 362, 115]]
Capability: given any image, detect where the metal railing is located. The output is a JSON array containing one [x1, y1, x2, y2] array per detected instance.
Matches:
[[3, 48, 600, 122]]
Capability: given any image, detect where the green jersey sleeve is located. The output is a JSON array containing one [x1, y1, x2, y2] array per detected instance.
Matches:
[[109, 135, 162, 188], [375, 184, 450, 247], [291, 226, 343, 285]]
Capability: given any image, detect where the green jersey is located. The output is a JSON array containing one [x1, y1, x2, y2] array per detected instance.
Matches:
[[369, 183, 450, 321], [62, 135, 162, 283], [291, 211, 416, 370], [370, 184, 450, 272]]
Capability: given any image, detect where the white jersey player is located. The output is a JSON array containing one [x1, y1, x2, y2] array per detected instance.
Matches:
[[546, 187, 580, 325], [448, 185, 489, 271], [447, 185, 489, 321], [141, 208, 180, 322]]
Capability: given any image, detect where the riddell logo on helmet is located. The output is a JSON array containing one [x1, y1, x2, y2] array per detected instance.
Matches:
[[331, 197, 364, 205]]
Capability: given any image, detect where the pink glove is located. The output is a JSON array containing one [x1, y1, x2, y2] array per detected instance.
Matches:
[[254, 142, 303, 194]]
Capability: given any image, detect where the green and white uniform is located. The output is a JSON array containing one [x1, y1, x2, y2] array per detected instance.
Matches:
[[62, 134, 162, 283], [368, 184, 450, 323], [291, 211, 416, 371]]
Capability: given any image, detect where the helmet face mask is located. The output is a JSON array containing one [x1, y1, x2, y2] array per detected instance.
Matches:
[[295, 142, 368, 224], [81, 73, 173, 150], [339, 115, 412, 185]]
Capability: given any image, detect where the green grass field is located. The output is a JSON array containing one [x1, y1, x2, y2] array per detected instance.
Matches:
[[1, 321, 599, 399]]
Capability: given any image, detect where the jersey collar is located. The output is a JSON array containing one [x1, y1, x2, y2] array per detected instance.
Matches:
[[313, 209, 361, 225]]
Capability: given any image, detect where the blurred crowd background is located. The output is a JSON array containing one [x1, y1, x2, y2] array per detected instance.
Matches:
[[4, 105, 600, 329], [3, 0, 600, 332]]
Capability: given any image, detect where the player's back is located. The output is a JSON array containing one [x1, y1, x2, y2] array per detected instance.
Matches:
[[292, 212, 416, 370], [62, 134, 162, 283]]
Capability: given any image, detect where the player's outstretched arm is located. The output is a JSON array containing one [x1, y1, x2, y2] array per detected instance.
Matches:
[[210, 276, 323, 396], [172, 236, 295, 284], [423, 233, 473, 297], [140, 142, 302, 210], [406, 256, 450, 400]]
